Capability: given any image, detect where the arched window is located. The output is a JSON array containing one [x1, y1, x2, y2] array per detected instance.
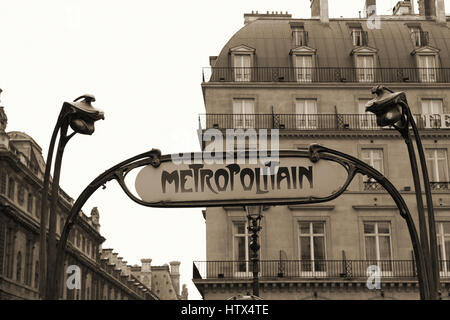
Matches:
[[7, 177, 14, 199], [16, 251, 22, 282]]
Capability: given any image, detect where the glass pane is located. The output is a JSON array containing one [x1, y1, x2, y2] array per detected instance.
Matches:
[[445, 238, 450, 262], [379, 236, 392, 260], [235, 222, 245, 234], [443, 223, 450, 234], [364, 223, 375, 234], [378, 223, 390, 234], [300, 223, 310, 234], [300, 237, 311, 260], [437, 158, 448, 181], [313, 237, 326, 260], [313, 222, 324, 234], [235, 237, 246, 261], [365, 237, 377, 260], [300, 237, 312, 272]]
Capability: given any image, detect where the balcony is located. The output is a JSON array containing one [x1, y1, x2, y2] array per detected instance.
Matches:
[[202, 67, 450, 83], [430, 182, 450, 191], [192, 260, 436, 280], [199, 114, 450, 131]]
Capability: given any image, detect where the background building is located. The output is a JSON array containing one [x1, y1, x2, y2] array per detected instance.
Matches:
[[0, 96, 185, 300], [194, 0, 450, 300]]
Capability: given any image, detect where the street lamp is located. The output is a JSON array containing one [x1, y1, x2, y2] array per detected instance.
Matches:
[[366, 85, 439, 300], [38, 95, 104, 299], [245, 205, 263, 297]]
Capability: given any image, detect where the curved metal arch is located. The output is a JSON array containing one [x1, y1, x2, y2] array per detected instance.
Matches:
[[53, 145, 429, 299]]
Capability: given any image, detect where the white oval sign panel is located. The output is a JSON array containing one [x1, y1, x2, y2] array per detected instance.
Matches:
[[134, 151, 349, 207]]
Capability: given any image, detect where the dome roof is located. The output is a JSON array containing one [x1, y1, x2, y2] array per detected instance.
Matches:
[[214, 17, 450, 69]]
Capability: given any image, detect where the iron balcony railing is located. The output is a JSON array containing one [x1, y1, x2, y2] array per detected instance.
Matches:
[[193, 260, 450, 280], [430, 182, 450, 191], [202, 67, 450, 83], [199, 114, 450, 131]]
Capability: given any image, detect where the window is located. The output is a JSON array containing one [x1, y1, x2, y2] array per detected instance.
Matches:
[[35, 197, 41, 218], [233, 54, 251, 82], [292, 28, 308, 47], [358, 98, 377, 129], [361, 148, 384, 190], [418, 55, 437, 82], [233, 221, 251, 274], [421, 99, 444, 128], [5, 228, 15, 278], [364, 222, 393, 273], [299, 222, 326, 275], [0, 171, 6, 195], [25, 240, 33, 286], [295, 99, 317, 129], [27, 193, 33, 213], [295, 55, 313, 82], [437, 222, 450, 276], [232, 99, 255, 129], [34, 261, 39, 288], [356, 55, 375, 82], [16, 251, 22, 282], [7, 177, 14, 200], [425, 149, 449, 189], [351, 28, 367, 46], [17, 185, 25, 205], [410, 27, 428, 47]]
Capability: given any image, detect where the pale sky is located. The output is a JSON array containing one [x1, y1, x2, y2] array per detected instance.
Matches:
[[0, 0, 449, 300]]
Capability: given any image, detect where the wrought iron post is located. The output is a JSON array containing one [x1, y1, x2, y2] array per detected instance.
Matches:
[[365, 85, 439, 299], [246, 206, 262, 297], [38, 95, 103, 300]]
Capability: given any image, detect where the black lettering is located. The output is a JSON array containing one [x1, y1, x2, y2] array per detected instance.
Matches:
[[161, 170, 180, 193], [276, 167, 291, 190], [189, 164, 204, 192], [255, 168, 268, 194], [200, 169, 218, 194], [226, 164, 240, 191], [291, 167, 297, 189], [180, 170, 193, 193], [214, 169, 229, 192], [240, 168, 255, 191], [299, 166, 313, 189]]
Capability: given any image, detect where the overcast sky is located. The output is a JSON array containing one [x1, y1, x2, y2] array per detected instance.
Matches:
[[1, 0, 449, 300]]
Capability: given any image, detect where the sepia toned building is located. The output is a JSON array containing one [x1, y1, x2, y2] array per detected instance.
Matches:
[[0, 97, 182, 300], [193, 0, 450, 300]]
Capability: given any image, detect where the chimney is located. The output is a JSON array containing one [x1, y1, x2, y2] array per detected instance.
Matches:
[[419, 0, 436, 17], [169, 261, 181, 297], [436, 0, 446, 24], [365, 0, 376, 17], [393, 1, 413, 15], [140, 258, 152, 289], [310, 0, 329, 24]]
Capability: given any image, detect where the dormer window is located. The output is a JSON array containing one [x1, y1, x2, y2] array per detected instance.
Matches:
[[351, 28, 368, 47], [410, 27, 429, 47], [351, 46, 378, 83], [411, 46, 440, 83], [229, 45, 255, 82], [290, 46, 317, 83], [292, 27, 308, 47]]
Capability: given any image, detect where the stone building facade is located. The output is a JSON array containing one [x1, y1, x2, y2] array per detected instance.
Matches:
[[0, 98, 180, 300], [193, 0, 450, 300]]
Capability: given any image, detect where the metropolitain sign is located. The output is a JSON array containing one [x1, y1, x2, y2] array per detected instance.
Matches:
[[134, 150, 350, 207]]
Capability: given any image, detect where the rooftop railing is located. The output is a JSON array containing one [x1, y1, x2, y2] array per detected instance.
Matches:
[[199, 114, 450, 131], [202, 67, 450, 83], [193, 260, 450, 280]]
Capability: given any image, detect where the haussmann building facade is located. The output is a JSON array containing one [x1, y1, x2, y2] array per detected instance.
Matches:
[[193, 0, 450, 300]]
